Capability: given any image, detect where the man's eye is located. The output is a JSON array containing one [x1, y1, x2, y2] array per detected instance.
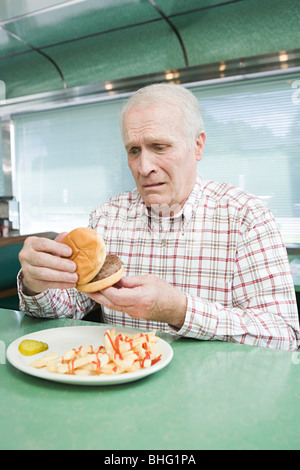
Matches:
[[129, 148, 139, 156], [155, 145, 166, 151]]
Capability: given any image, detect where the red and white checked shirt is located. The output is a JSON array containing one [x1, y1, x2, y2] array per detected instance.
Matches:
[[18, 175, 300, 351]]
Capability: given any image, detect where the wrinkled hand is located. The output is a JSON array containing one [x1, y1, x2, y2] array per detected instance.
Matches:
[[19, 232, 78, 295], [87, 274, 187, 329]]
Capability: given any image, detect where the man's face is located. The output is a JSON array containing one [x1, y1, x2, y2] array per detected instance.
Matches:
[[123, 103, 205, 214]]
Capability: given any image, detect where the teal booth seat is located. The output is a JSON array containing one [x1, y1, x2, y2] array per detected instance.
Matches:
[[0, 232, 58, 310]]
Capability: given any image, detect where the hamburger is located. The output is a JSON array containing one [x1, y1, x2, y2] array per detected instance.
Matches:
[[62, 227, 124, 293]]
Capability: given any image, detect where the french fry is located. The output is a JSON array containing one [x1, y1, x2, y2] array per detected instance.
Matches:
[[99, 362, 121, 375], [56, 355, 94, 375], [47, 360, 60, 373], [80, 352, 110, 374], [113, 350, 136, 372], [30, 352, 60, 369], [74, 369, 92, 376], [30, 329, 162, 376], [63, 344, 103, 361]]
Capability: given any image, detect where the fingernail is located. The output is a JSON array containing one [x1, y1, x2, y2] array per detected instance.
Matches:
[[71, 273, 78, 282], [63, 246, 72, 257]]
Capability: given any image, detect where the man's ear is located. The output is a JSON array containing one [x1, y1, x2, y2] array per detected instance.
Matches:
[[194, 132, 206, 162]]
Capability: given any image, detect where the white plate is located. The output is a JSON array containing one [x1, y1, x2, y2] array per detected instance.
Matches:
[[6, 325, 173, 386]]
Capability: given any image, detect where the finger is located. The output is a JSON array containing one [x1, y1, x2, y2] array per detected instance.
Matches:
[[87, 290, 148, 320], [30, 250, 77, 273], [30, 236, 72, 258], [87, 289, 137, 311], [100, 284, 141, 306], [23, 265, 78, 293], [27, 265, 78, 284], [87, 292, 124, 311], [117, 275, 148, 288], [87, 292, 109, 305], [54, 232, 69, 243]]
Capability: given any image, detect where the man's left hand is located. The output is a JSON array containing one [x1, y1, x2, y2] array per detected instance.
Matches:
[[86, 274, 187, 330]]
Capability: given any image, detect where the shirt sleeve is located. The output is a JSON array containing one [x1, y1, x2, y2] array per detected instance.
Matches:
[[17, 269, 96, 319], [172, 210, 300, 351]]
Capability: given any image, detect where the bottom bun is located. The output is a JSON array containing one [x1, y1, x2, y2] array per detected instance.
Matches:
[[77, 266, 124, 293]]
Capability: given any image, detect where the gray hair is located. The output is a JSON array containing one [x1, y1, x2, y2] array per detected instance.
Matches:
[[120, 83, 205, 148]]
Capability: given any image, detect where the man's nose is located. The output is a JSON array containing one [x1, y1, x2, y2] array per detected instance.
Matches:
[[138, 150, 157, 176]]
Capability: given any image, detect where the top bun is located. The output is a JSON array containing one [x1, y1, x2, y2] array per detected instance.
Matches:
[[62, 227, 106, 285]]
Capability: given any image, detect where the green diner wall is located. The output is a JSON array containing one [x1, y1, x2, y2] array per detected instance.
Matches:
[[0, 0, 300, 99]]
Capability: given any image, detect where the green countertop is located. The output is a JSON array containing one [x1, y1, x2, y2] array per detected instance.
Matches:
[[0, 308, 300, 450]]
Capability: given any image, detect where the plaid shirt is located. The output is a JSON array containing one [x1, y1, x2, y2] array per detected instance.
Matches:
[[18, 175, 300, 350]]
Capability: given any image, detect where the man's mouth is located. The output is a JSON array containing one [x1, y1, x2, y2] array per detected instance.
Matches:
[[143, 182, 165, 189]]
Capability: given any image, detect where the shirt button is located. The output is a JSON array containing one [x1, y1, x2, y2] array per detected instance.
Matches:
[[161, 239, 167, 246]]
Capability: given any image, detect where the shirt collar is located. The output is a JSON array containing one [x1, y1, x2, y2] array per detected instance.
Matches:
[[127, 174, 203, 227]]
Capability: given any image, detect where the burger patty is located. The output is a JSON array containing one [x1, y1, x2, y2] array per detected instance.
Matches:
[[90, 254, 123, 282]]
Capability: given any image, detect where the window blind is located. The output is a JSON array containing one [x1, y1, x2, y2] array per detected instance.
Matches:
[[192, 74, 300, 244], [13, 99, 135, 234]]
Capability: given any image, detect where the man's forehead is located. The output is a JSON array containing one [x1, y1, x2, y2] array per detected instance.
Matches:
[[124, 103, 183, 134], [126, 101, 182, 119]]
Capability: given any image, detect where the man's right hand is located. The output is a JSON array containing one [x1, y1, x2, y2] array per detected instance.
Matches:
[[18, 232, 78, 295]]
